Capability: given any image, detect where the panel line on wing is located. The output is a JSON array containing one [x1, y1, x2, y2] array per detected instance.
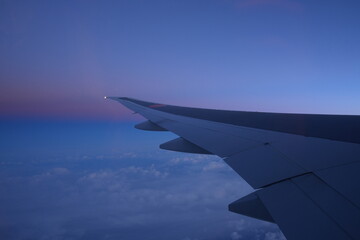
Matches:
[[315, 169, 360, 211], [266, 144, 309, 172], [290, 176, 356, 240]]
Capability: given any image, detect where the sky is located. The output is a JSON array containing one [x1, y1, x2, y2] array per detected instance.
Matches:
[[1, 0, 360, 119], [1, 0, 360, 239]]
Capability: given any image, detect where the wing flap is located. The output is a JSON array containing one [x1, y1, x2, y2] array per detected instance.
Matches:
[[224, 144, 307, 188], [292, 174, 360, 238], [257, 174, 357, 240], [315, 161, 360, 208]]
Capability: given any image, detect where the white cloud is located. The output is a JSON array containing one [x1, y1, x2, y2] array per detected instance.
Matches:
[[264, 232, 286, 240], [231, 231, 242, 240], [51, 167, 70, 175], [202, 161, 226, 171], [169, 155, 216, 165]]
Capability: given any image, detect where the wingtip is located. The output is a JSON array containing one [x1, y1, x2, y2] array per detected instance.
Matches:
[[104, 96, 127, 101]]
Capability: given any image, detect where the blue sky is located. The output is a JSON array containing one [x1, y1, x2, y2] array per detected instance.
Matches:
[[1, 0, 360, 119], [1, 0, 360, 239]]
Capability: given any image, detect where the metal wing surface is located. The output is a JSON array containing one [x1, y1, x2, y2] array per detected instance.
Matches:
[[107, 97, 360, 240]]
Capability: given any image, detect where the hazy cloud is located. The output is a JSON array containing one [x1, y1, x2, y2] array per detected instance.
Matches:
[[0, 151, 284, 239]]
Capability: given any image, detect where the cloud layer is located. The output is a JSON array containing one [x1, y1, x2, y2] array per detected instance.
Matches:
[[0, 151, 285, 240]]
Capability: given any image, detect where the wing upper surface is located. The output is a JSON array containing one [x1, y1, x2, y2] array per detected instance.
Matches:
[[108, 97, 360, 240]]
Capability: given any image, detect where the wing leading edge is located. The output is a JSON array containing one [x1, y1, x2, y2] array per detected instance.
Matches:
[[107, 97, 360, 240]]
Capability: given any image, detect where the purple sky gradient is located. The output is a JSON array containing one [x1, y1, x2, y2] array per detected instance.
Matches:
[[1, 0, 360, 120]]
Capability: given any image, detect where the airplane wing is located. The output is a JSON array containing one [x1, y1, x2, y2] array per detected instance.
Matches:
[[106, 97, 360, 240]]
